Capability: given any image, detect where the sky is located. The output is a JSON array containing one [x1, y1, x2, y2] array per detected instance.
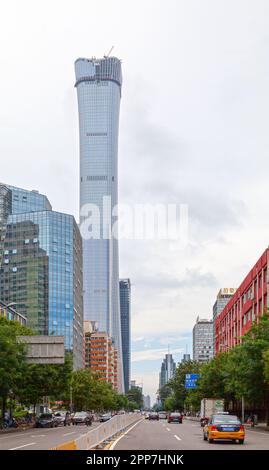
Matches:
[[1, 0, 269, 403]]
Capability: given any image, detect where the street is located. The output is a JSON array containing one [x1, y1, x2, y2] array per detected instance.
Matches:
[[0, 422, 100, 450], [112, 418, 269, 450]]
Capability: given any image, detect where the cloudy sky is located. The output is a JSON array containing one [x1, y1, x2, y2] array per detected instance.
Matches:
[[1, 0, 269, 402]]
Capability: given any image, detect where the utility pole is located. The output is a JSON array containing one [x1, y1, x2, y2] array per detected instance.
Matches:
[[242, 396, 245, 423], [70, 385, 73, 413]]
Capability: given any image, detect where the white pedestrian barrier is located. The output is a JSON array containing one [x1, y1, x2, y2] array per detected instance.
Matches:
[[75, 414, 142, 450]]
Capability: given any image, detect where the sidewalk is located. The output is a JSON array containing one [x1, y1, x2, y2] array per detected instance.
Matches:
[[245, 423, 269, 433], [0, 424, 35, 434]]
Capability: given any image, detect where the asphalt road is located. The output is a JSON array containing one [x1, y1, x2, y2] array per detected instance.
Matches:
[[113, 418, 269, 450], [0, 421, 100, 450]]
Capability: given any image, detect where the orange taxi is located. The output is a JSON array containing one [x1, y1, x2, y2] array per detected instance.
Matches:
[[203, 413, 245, 444]]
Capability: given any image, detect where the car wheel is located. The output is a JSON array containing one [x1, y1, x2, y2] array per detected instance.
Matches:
[[208, 437, 214, 443], [239, 440, 244, 444]]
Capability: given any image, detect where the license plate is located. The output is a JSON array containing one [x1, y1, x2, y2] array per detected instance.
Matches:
[[222, 427, 235, 432]]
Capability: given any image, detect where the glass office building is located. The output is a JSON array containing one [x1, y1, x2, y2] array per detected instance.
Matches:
[[159, 353, 176, 389], [0, 184, 83, 369], [119, 279, 131, 392], [75, 56, 123, 390]]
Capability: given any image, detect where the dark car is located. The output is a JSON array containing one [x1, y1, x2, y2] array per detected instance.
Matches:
[[168, 412, 183, 424], [54, 411, 72, 426], [99, 413, 112, 422], [72, 411, 93, 426], [148, 412, 159, 421], [158, 412, 168, 420], [36, 413, 58, 428]]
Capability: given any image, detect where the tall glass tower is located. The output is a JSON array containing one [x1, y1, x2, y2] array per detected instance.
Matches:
[[75, 57, 123, 391], [119, 279, 131, 392]]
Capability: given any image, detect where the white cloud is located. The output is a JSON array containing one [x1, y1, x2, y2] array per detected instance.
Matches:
[[132, 348, 184, 363]]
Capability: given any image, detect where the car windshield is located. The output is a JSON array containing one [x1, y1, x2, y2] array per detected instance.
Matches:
[[171, 413, 180, 416], [75, 412, 87, 416], [213, 415, 240, 424], [39, 414, 52, 419]]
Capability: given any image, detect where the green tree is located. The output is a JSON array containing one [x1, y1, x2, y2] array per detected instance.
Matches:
[[169, 360, 201, 411], [0, 317, 33, 418], [126, 386, 143, 409], [17, 353, 73, 412], [158, 383, 173, 408], [71, 369, 117, 412]]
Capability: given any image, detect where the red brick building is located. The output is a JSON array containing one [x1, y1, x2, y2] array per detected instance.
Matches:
[[215, 247, 268, 353]]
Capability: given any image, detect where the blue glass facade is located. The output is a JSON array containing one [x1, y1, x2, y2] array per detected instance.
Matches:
[[119, 279, 131, 392], [6, 185, 52, 213], [0, 184, 83, 369], [75, 57, 123, 390]]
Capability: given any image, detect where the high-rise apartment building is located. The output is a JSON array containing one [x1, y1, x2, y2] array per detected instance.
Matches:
[[159, 353, 176, 389], [192, 317, 213, 363], [119, 278, 131, 392], [75, 56, 123, 390], [84, 328, 118, 390], [0, 183, 84, 369]]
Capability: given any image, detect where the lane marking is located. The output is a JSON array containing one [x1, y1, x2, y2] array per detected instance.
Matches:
[[31, 434, 45, 437], [9, 442, 36, 450], [174, 434, 181, 441], [63, 431, 76, 436], [109, 419, 144, 450], [166, 428, 171, 431]]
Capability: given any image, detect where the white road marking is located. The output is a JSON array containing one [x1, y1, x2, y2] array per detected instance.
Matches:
[[9, 442, 36, 450], [31, 434, 45, 437], [110, 419, 144, 450], [63, 431, 76, 436], [166, 428, 171, 431], [174, 434, 181, 441]]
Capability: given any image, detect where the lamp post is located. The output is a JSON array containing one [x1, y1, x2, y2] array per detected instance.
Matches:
[[70, 385, 73, 413]]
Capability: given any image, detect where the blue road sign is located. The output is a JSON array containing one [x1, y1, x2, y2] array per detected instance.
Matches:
[[185, 373, 200, 389]]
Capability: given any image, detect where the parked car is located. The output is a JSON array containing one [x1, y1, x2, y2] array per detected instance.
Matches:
[[99, 413, 112, 422], [54, 411, 72, 426], [72, 411, 93, 426], [158, 412, 168, 419], [148, 412, 159, 421], [36, 413, 59, 428], [203, 414, 245, 444], [168, 412, 183, 424]]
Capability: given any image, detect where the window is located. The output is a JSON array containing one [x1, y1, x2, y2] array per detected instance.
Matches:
[[33, 238, 38, 243], [12, 267, 17, 273], [12, 249, 17, 254], [24, 239, 29, 244]]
